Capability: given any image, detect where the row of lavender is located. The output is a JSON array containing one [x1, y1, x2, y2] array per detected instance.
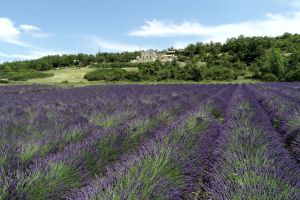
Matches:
[[73, 84, 300, 199], [248, 83, 300, 164], [70, 84, 237, 199], [0, 84, 230, 199], [1, 83, 299, 199], [204, 85, 300, 199], [0, 84, 56, 94]]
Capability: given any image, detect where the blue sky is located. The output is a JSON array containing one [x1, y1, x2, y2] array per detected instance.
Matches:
[[0, 0, 300, 62]]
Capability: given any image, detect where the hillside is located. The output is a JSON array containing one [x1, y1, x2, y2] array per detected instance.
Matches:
[[0, 33, 300, 84]]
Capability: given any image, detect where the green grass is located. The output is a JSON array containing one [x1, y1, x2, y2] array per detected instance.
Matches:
[[17, 163, 81, 200], [0, 156, 6, 166], [96, 142, 181, 200], [63, 130, 86, 144], [0, 66, 260, 87], [86, 109, 181, 177], [0, 70, 54, 81], [19, 142, 57, 163], [287, 115, 300, 128], [121, 67, 139, 72], [95, 111, 210, 199], [19, 144, 40, 162], [90, 113, 105, 126], [26, 67, 94, 84], [0, 183, 9, 200], [216, 101, 300, 199], [101, 111, 133, 128], [22, 67, 139, 85]]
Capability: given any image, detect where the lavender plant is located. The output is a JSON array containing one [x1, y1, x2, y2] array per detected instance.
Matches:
[[204, 85, 300, 199], [1, 83, 299, 200]]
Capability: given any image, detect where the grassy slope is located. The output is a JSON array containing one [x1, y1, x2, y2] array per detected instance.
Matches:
[[0, 67, 260, 87], [26, 67, 94, 84]]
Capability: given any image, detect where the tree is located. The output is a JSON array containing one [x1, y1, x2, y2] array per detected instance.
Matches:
[[288, 47, 300, 71], [269, 48, 285, 81], [185, 44, 197, 57], [262, 73, 278, 82]]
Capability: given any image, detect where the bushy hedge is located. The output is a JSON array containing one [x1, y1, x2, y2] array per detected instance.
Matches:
[[0, 52, 139, 72], [0, 79, 9, 84], [262, 73, 278, 82], [285, 69, 300, 81], [204, 67, 238, 81], [174, 66, 203, 81], [91, 62, 142, 69], [85, 61, 240, 82], [84, 69, 141, 82], [123, 71, 141, 81], [0, 70, 54, 81]]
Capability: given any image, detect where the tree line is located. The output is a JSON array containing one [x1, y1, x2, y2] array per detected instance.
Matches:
[[0, 52, 139, 72], [1, 33, 300, 82], [178, 33, 300, 82], [84, 60, 238, 82]]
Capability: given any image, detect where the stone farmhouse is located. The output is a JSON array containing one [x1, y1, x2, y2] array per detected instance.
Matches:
[[131, 49, 177, 63]]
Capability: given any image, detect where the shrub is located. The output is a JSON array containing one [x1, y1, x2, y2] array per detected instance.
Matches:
[[262, 73, 278, 82], [268, 48, 285, 81], [5, 70, 54, 81], [285, 69, 300, 81], [61, 80, 69, 84], [236, 70, 247, 76], [9, 76, 28, 81], [156, 69, 172, 81], [204, 67, 238, 81], [0, 79, 9, 84], [175, 68, 194, 81], [91, 62, 144, 69], [123, 71, 141, 82], [84, 68, 127, 81], [174, 65, 203, 81]]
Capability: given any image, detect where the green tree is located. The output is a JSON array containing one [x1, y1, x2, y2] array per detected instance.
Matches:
[[288, 47, 300, 71], [269, 48, 285, 81], [262, 73, 278, 82]]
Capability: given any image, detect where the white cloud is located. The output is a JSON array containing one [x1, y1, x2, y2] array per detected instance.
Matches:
[[0, 50, 70, 61], [90, 36, 154, 52], [130, 12, 300, 43], [0, 17, 49, 48], [19, 24, 50, 38], [0, 18, 30, 47], [19, 24, 41, 32]]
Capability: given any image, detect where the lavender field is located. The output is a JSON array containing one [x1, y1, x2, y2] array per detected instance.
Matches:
[[0, 83, 299, 200]]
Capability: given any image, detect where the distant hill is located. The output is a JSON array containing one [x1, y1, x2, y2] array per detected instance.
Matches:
[[1, 33, 300, 83]]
